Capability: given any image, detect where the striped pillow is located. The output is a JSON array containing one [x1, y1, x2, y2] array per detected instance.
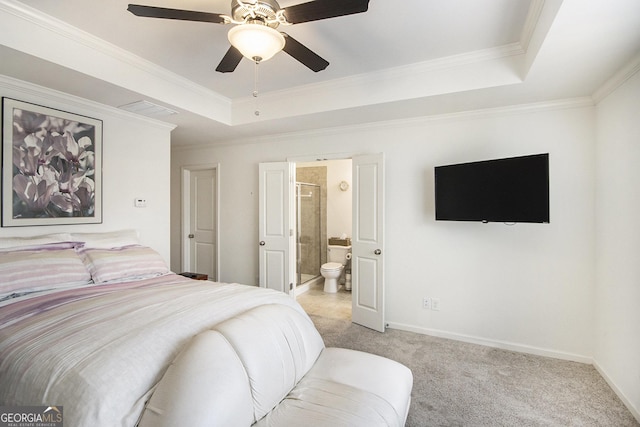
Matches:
[[0, 246, 91, 297], [0, 241, 84, 253], [80, 245, 170, 284], [70, 229, 140, 249], [0, 233, 73, 249]]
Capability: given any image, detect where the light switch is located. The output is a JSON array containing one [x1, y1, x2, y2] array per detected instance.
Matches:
[[134, 198, 147, 208]]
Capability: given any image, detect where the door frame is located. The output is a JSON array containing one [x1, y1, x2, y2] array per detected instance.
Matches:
[[181, 163, 220, 281], [287, 152, 385, 330]]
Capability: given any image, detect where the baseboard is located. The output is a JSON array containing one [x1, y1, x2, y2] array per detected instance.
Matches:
[[385, 322, 639, 422], [593, 359, 640, 423], [386, 321, 592, 364]]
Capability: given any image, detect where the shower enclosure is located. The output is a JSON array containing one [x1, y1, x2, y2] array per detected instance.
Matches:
[[296, 182, 322, 286]]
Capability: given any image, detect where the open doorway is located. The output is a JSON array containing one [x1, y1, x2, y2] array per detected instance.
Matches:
[[258, 154, 385, 331], [295, 159, 353, 321]]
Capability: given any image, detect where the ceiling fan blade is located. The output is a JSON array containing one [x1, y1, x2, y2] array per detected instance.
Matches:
[[282, 33, 329, 72], [216, 46, 244, 73], [282, 0, 369, 24], [127, 4, 225, 24]]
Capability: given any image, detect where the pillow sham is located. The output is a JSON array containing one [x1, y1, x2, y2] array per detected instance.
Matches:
[[0, 241, 84, 253], [70, 229, 140, 249], [0, 233, 73, 249], [0, 245, 92, 298], [80, 245, 170, 284]]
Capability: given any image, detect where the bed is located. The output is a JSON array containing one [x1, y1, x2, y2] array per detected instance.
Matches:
[[0, 231, 302, 426], [1, 231, 413, 427]]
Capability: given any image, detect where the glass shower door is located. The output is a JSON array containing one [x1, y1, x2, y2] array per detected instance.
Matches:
[[296, 183, 321, 286]]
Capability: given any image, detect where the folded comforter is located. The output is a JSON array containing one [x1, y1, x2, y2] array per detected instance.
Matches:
[[0, 274, 302, 426]]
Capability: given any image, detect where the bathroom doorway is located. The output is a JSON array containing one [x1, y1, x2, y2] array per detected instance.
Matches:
[[259, 154, 385, 330], [295, 159, 353, 321]]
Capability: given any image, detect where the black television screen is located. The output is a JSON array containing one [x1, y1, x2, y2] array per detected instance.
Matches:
[[434, 153, 549, 223]]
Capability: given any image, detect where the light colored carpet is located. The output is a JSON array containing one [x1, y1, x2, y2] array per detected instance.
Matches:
[[298, 288, 638, 426]]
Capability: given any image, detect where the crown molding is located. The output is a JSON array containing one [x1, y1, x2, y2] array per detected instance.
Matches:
[[175, 97, 594, 151], [232, 43, 525, 125], [2, 0, 547, 130], [232, 1, 542, 111], [0, 0, 226, 104], [303, 97, 595, 139], [0, 74, 177, 130], [0, 0, 231, 122], [518, 0, 563, 79], [520, 0, 547, 52], [592, 52, 640, 104], [237, 42, 525, 106]]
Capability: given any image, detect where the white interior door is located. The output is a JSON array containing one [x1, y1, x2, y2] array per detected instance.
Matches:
[[258, 162, 296, 295], [351, 153, 385, 332], [182, 166, 218, 280]]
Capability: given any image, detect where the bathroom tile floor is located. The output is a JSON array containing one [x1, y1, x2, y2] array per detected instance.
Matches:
[[297, 282, 352, 321]]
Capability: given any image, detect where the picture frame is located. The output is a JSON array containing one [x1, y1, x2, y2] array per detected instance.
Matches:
[[2, 98, 103, 226]]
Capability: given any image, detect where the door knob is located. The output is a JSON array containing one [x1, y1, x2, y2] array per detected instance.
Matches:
[[188, 234, 194, 238], [259, 241, 266, 246], [374, 249, 382, 255]]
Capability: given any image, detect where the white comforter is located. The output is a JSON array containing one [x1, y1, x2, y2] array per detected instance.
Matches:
[[0, 274, 302, 426]]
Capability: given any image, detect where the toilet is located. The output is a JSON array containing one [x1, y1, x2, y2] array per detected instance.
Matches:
[[320, 245, 351, 293]]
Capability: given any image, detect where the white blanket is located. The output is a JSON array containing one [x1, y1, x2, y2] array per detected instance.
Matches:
[[0, 274, 302, 426]]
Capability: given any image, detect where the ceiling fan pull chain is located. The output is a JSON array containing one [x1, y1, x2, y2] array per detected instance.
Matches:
[[253, 59, 260, 116]]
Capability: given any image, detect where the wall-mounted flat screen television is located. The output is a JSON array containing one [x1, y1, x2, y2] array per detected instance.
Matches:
[[434, 153, 549, 223]]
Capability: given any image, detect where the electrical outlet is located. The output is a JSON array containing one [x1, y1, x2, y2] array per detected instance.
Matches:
[[422, 297, 431, 310], [431, 298, 441, 311]]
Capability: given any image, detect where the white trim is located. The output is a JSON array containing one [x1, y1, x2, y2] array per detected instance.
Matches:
[[0, 0, 231, 123], [286, 152, 358, 163], [237, 43, 525, 108], [174, 97, 594, 151], [0, 0, 531, 126], [386, 321, 592, 364], [0, 0, 228, 105], [181, 168, 190, 273], [519, 0, 547, 52], [231, 43, 525, 125], [592, 52, 640, 104], [593, 360, 640, 423], [181, 164, 221, 281], [0, 74, 176, 131]]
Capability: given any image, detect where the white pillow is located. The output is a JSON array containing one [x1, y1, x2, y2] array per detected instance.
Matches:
[[70, 229, 140, 249], [0, 233, 73, 249]]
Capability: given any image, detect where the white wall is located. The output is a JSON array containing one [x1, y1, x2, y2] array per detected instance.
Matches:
[[325, 159, 352, 240], [172, 102, 597, 361], [594, 69, 640, 419], [0, 76, 173, 261]]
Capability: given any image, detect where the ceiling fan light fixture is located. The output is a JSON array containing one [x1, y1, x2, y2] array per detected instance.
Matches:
[[228, 23, 285, 62]]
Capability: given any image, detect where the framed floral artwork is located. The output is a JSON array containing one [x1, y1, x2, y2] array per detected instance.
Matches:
[[2, 98, 102, 226]]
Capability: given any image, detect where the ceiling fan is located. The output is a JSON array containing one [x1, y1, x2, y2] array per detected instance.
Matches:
[[127, 0, 370, 73]]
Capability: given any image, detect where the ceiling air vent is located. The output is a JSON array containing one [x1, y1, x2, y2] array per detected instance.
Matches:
[[118, 100, 178, 117]]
